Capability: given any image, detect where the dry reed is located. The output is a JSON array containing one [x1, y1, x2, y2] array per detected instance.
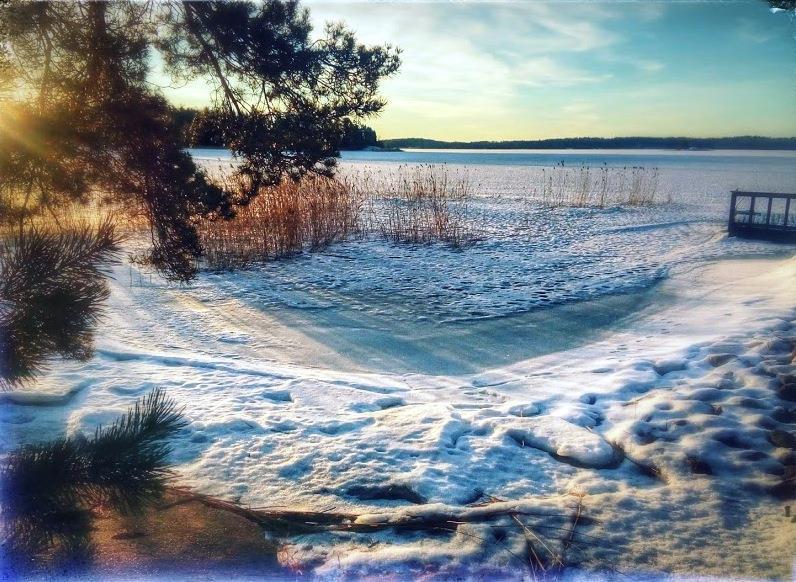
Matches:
[[537, 164, 661, 208], [196, 164, 478, 269], [197, 175, 365, 270], [3, 161, 670, 273], [372, 165, 475, 247]]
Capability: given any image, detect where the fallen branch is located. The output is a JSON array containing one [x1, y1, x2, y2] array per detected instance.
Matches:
[[164, 486, 591, 536]]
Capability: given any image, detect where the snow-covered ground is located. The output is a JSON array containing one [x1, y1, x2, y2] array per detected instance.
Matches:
[[2, 152, 796, 578]]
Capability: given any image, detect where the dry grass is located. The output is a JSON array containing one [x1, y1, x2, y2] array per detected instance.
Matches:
[[536, 164, 662, 208], [198, 165, 477, 269], [372, 165, 475, 247], [198, 175, 365, 270]]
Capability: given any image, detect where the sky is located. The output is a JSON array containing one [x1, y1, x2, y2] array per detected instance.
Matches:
[[164, 0, 796, 141]]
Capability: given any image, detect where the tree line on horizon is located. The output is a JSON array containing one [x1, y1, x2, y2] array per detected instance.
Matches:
[[174, 106, 381, 151], [381, 136, 796, 151], [174, 114, 796, 153]]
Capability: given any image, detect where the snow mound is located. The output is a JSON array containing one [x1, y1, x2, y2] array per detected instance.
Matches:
[[502, 416, 619, 468]]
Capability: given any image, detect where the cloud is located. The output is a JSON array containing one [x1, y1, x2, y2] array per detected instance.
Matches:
[[561, 101, 600, 123], [299, 0, 793, 140], [633, 59, 665, 74], [479, 3, 621, 54], [302, 1, 684, 138], [602, 56, 664, 75], [514, 57, 612, 87], [736, 17, 773, 44], [307, 1, 621, 113], [634, 3, 667, 23]]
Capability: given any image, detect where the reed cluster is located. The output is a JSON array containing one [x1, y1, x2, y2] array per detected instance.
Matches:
[[197, 165, 477, 269], [197, 175, 365, 269], [3, 162, 671, 273], [372, 165, 475, 247], [536, 164, 662, 208]]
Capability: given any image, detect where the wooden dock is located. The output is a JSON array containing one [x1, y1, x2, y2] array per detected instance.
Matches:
[[728, 190, 796, 242]]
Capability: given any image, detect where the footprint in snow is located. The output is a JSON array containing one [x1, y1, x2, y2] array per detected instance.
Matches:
[[261, 389, 293, 403], [314, 418, 374, 436], [349, 397, 405, 413], [276, 456, 315, 478], [217, 332, 252, 345]]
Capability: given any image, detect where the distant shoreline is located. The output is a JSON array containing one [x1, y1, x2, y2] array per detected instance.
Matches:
[[379, 136, 796, 151]]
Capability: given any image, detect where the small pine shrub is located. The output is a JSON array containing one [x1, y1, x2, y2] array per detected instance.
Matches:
[[0, 389, 186, 560]]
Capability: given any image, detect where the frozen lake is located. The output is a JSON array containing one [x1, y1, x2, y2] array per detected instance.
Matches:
[[191, 146, 796, 198], [186, 148, 796, 373], [191, 146, 796, 169]]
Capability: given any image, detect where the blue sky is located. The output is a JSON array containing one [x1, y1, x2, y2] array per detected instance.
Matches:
[[165, 1, 796, 140]]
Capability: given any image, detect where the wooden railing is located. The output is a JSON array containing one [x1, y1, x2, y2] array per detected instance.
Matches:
[[728, 191, 796, 242]]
